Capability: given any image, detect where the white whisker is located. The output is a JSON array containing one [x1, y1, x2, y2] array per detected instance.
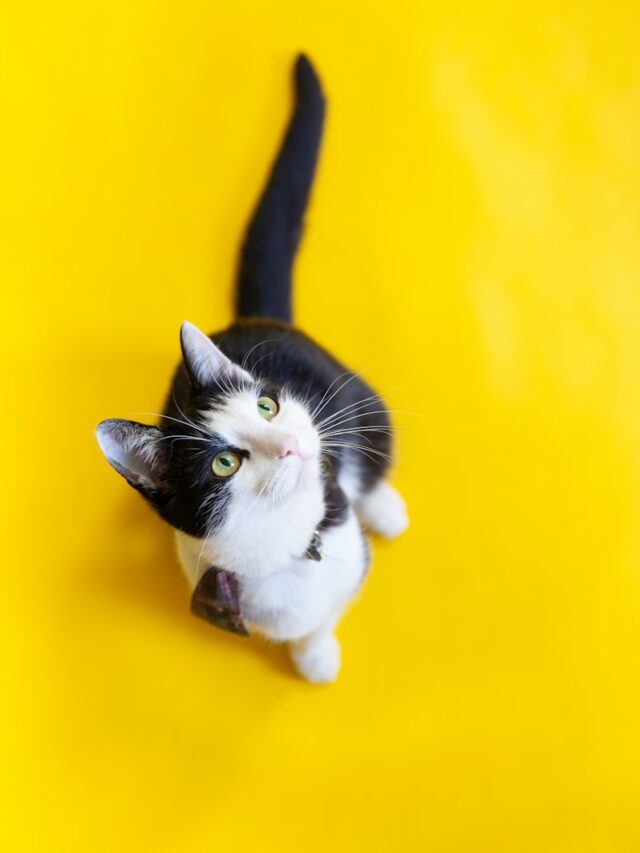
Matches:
[[322, 440, 392, 460], [312, 368, 370, 422], [152, 434, 213, 444], [172, 392, 208, 436], [241, 338, 280, 372], [309, 370, 353, 420], [319, 426, 396, 439], [314, 389, 396, 430], [132, 411, 210, 436]]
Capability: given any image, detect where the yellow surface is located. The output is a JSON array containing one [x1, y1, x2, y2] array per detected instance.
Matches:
[[2, 2, 640, 850]]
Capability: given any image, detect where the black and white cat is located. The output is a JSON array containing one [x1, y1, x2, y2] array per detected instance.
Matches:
[[96, 55, 408, 682]]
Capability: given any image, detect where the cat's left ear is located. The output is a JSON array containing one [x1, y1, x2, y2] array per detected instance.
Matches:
[[96, 419, 169, 497], [180, 321, 252, 390]]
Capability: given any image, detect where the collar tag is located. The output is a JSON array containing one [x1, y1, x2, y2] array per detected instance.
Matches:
[[305, 529, 323, 561]]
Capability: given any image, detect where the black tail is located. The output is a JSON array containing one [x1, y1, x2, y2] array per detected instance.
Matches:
[[235, 54, 326, 324]]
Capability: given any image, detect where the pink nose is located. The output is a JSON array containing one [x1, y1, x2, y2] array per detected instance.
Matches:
[[276, 434, 301, 459]]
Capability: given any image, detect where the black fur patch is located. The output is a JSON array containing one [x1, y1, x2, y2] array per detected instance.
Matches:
[[150, 320, 392, 538], [236, 54, 325, 324], [319, 476, 350, 532], [99, 56, 394, 548], [145, 430, 235, 538]]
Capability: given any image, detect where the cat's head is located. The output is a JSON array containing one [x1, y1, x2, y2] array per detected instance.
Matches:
[[96, 322, 323, 541]]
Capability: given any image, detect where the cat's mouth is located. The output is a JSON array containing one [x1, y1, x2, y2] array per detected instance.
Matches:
[[278, 452, 306, 485]]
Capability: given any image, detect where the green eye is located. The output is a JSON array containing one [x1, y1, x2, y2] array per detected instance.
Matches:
[[212, 451, 241, 478], [257, 395, 279, 420]]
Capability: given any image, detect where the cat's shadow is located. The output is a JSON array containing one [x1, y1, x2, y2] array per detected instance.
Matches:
[[89, 493, 296, 679]]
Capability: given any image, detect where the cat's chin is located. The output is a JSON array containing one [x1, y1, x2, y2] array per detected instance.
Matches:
[[272, 454, 319, 501]]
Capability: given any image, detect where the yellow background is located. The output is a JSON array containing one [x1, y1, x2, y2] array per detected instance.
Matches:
[[2, 2, 640, 850]]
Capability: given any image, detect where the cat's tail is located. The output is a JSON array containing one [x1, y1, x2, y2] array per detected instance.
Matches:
[[235, 54, 326, 324]]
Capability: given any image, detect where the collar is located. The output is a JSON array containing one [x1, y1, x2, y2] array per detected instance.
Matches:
[[190, 528, 323, 636]]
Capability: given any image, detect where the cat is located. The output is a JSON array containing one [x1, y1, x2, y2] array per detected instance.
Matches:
[[96, 54, 408, 683]]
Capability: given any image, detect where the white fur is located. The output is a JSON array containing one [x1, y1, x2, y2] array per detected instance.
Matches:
[[171, 326, 408, 682], [290, 630, 341, 684], [97, 323, 409, 682], [198, 387, 325, 578], [177, 509, 365, 683], [356, 480, 409, 539], [337, 453, 362, 504]]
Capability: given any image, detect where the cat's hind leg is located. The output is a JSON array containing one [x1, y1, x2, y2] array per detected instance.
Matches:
[[355, 480, 409, 539], [290, 624, 341, 684]]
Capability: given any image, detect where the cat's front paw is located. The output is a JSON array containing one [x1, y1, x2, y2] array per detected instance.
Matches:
[[357, 481, 409, 539], [291, 633, 341, 684]]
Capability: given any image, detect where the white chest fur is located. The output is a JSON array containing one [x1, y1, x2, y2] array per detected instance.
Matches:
[[175, 508, 367, 642], [239, 510, 366, 641], [178, 472, 325, 580]]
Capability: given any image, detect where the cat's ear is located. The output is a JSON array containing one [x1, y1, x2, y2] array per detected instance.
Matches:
[[96, 419, 169, 495], [180, 321, 252, 389]]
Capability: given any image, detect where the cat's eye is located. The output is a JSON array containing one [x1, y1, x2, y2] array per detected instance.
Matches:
[[257, 395, 279, 421], [212, 451, 241, 478]]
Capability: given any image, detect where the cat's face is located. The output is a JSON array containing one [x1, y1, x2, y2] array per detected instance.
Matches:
[[205, 384, 321, 503], [96, 322, 322, 539]]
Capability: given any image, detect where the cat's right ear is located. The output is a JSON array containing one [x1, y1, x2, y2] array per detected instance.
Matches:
[[180, 321, 252, 390], [96, 419, 169, 497]]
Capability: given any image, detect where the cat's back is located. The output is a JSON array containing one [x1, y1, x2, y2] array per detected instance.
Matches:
[[213, 320, 348, 398]]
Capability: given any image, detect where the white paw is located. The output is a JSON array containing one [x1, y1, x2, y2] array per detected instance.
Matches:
[[356, 481, 409, 539], [291, 634, 341, 684]]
